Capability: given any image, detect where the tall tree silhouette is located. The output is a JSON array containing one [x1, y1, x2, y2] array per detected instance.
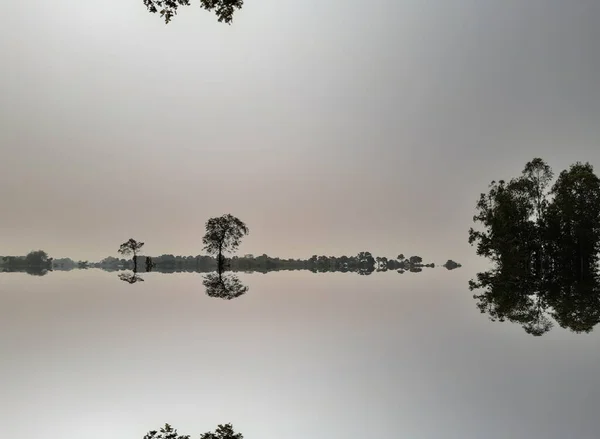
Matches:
[[202, 214, 249, 271], [545, 162, 600, 281], [118, 239, 145, 273]]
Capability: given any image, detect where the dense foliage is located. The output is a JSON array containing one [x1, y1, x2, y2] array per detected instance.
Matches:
[[143, 423, 243, 439], [142, 0, 244, 24], [469, 158, 600, 336]]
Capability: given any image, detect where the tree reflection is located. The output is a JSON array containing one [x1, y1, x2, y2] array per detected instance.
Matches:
[[202, 268, 248, 300], [24, 266, 50, 276], [118, 271, 145, 284]]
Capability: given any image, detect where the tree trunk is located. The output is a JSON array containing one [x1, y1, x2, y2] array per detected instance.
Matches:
[[133, 253, 138, 273]]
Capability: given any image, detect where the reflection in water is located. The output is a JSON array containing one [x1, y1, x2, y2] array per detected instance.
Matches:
[[471, 268, 600, 336], [118, 272, 145, 284], [202, 271, 249, 300], [23, 266, 50, 276]]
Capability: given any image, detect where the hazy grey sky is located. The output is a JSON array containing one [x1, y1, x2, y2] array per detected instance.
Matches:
[[2, 0, 599, 262]]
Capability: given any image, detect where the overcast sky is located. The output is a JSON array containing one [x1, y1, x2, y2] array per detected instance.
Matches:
[[1, 0, 599, 263]]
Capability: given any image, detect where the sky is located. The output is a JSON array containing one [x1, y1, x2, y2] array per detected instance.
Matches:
[[1, 0, 600, 263]]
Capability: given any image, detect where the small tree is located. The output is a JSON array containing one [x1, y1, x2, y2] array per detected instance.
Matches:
[[143, 423, 189, 439], [118, 238, 145, 272], [200, 423, 243, 439], [202, 214, 249, 270]]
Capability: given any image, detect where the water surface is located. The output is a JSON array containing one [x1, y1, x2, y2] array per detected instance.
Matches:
[[1, 269, 598, 439]]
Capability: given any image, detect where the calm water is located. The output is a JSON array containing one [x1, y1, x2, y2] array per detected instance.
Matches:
[[1, 269, 599, 439]]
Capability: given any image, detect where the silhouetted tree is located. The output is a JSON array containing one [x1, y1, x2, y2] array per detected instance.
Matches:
[[443, 260, 462, 270], [545, 162, 600, 281], [118, 239, 145, 272], [143, 423, 243, 439], [143, 0, 244, 24], [143, 423, 190, 439], [25, 250, 50, 267], [200, 423, 244, 439], [203, 214, 249, 271], [408, 255, 423, 265]]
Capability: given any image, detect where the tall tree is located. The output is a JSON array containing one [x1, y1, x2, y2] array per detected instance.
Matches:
[[545, 162, 600, 281], [143, 0, 244, 24], [118, 238, 145, 272], [468, 177, 537, 272], [202, 214, 249, 270], [520, 158, 554, 275]]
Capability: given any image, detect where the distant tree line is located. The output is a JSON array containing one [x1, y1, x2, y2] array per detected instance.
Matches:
[[144, 422, 243, 439], [0, 250, 53, 275], [39, 253, 458, 275], [1, 213, 461, 276], [2, 252, 461, 275]]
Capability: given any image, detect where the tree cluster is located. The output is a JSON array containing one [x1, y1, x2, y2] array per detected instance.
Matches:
[[469, 158, 600, 335], [143, 422, 243, 439], [142, 0, 244, 24]]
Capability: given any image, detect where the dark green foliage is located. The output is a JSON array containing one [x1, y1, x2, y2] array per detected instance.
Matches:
[[142, 0, 244, 24], [202, 214, 249, 271], [408, 255, 422, 265], [200, 423, 243, 439], [443, 260, 461, 270], [142, 423, 242, 439], [469, 158, 600, 336], [118, 239, 145, 257], [144, 423, 190, 439], [118, 272, 145, 284], [203, 271, 249, 300], [118, 238, 145, 272], [25, 250, 50, 266], [0, 251, 53, 274]]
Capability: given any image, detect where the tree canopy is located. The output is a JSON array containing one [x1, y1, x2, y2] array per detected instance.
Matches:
[[143, 423, 243, 439], [143, 0, 244, 24], [25, 250, 50, 266], [118, 238, 145, 257], [202, 214, 249, 266]]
